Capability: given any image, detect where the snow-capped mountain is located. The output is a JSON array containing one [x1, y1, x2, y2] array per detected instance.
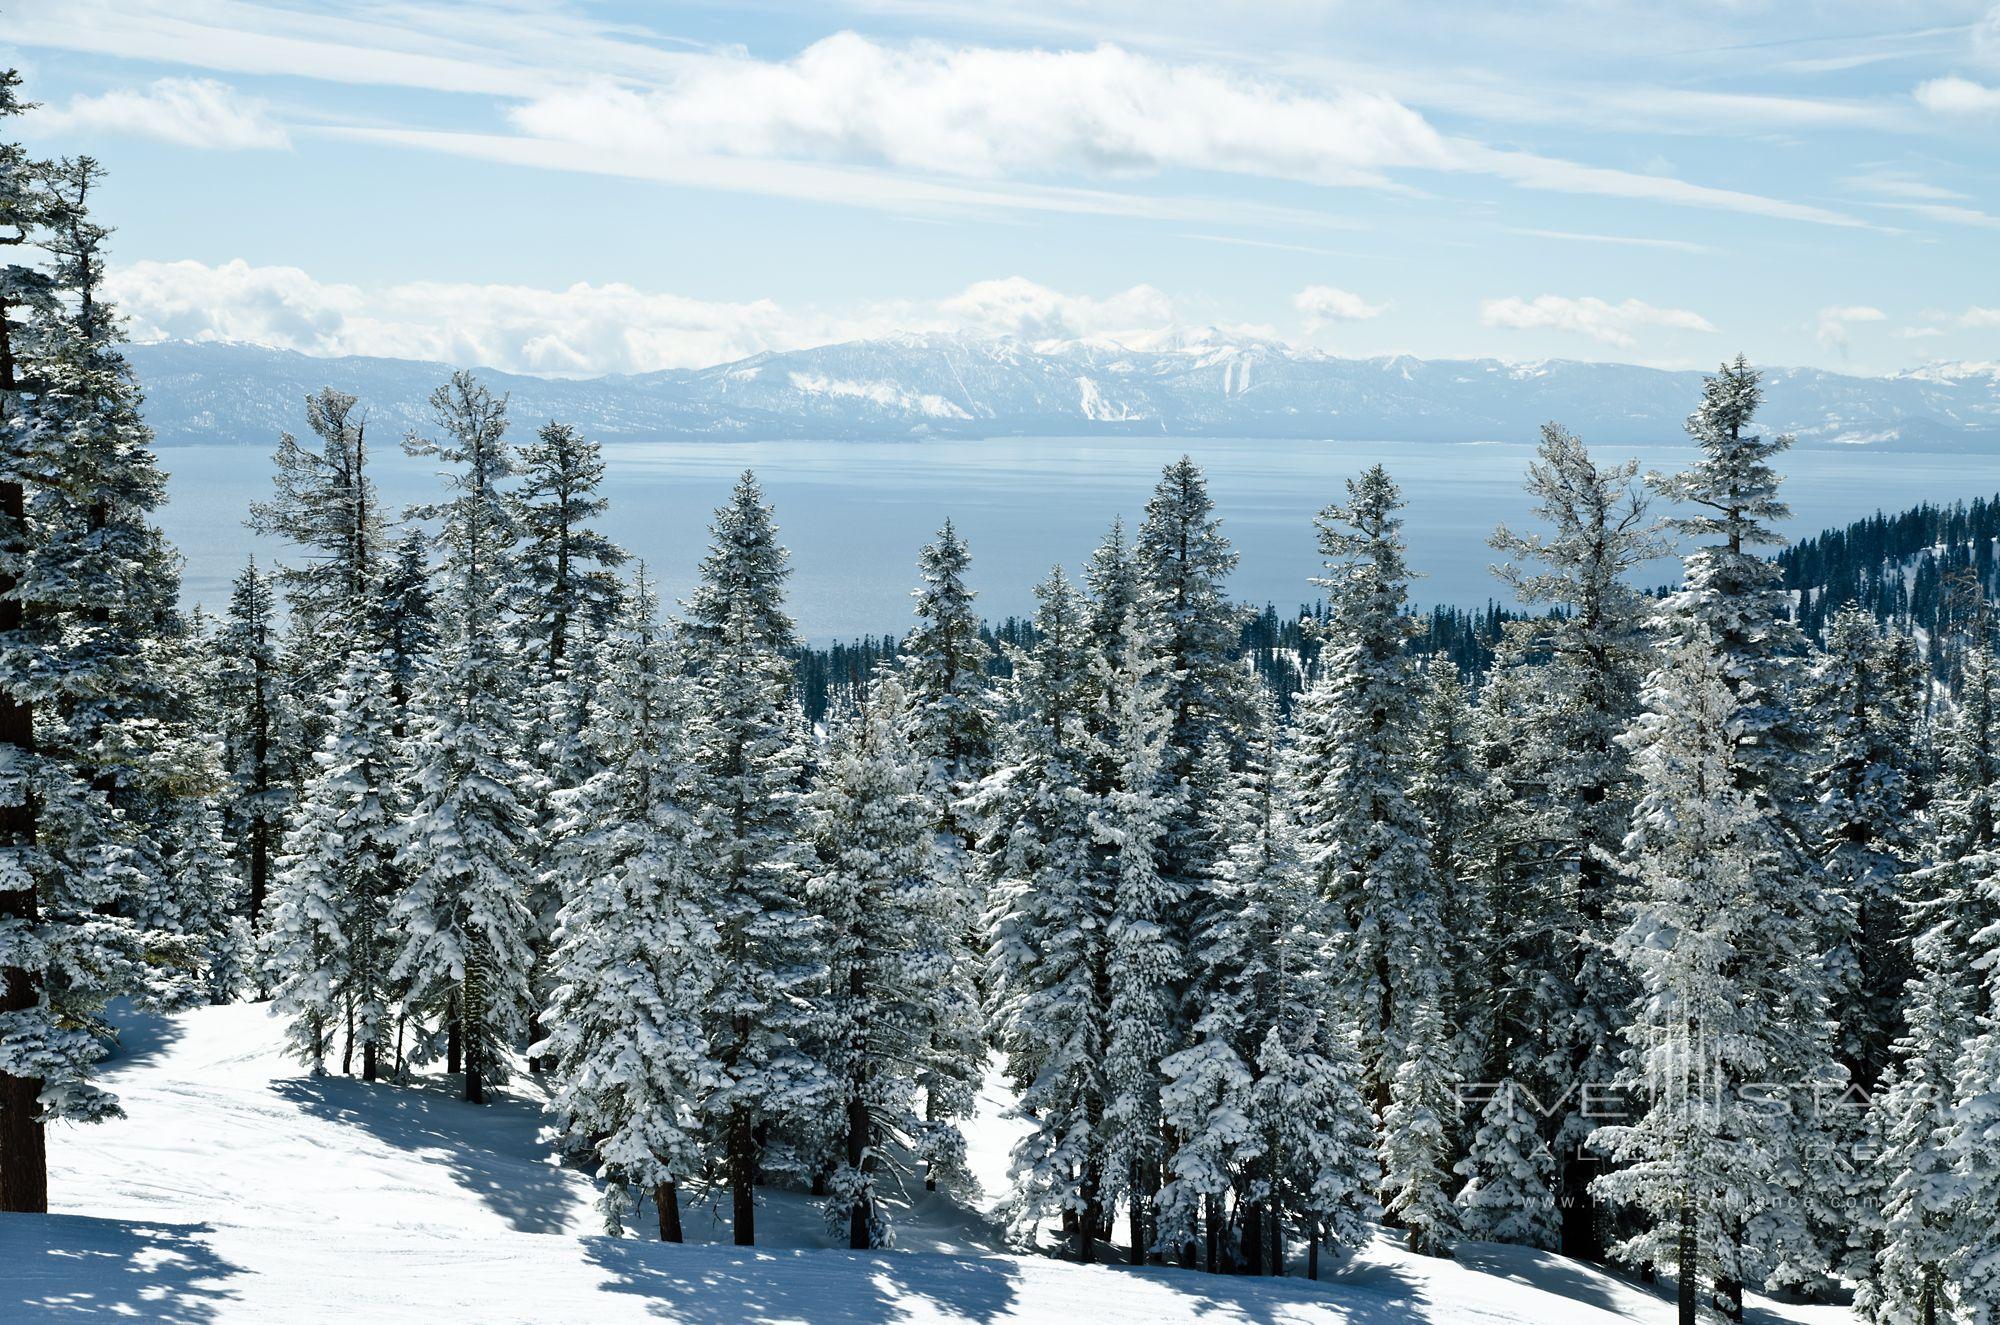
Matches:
[[126, 335, 2000, 450]]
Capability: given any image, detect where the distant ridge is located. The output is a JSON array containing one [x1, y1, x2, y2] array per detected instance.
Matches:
[[126, 335, 2000, 451]]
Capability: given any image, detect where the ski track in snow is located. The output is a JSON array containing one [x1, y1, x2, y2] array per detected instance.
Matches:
[[1, 1003, 1858, 1324]]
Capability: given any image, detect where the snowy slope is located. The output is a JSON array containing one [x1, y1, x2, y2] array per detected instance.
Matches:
[[2, 1003, 1856, 1324]]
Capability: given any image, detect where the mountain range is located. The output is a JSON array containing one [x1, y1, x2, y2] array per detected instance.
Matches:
[[124, 335, 2000, 451]]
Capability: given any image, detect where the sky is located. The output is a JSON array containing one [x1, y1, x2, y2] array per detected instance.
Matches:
[[4, 0, 1998, 378]]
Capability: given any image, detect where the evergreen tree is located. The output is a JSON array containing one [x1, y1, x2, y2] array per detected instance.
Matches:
[[267, 647, 403, 1080], [1, 121, 191, 1210], [394, 373, 535, 1105], [1289, 465, 1438, 1109], [1487, 422, 1666, 1260], [810, 673, 949, 1248], [213, 558, 295, 942], [897, 519, 993, 1190], [685, 472, 824, 1246], [978, 566, 1112, 1260], [539, 578, 713, 1242]]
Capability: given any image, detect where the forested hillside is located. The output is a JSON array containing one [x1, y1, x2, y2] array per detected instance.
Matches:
[[6, 71, 2000, 1325]]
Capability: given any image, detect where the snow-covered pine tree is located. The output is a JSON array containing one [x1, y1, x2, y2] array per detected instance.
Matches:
[[213, 558, 296, 946], [249, 383, 383, 758], [1487, 421, 1666, 1260], [978, 565, 1113, 1261], [1133, 459, 1256, 1045], [1948, 831, 2000, 1325], [1410, 661, 1492, 1068], [1594, 633, 1773, 1325], [897, 519, 992, 1190], [539, 574, 714, 1242], [1635, 360, 1846, 1310], [394, 373, 535, 1105], [267, 646, 404, 1079], [1088, 588, 1176, 1265], [510, 420, 625, 1076], [1381, 989, 1463, 1257], [684, 472, 824, 1246], [1, 126, 197, 1210], [1455, 1081, 1559, 1249], [809, 672, 949, 1248], [1804, 604, 1920, 1093], [373, 529, 437, 738], [1289, 465, 1438, 1111]]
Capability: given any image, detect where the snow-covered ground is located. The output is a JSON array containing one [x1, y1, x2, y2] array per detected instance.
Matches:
[[2, 1003, 1856, 1324]]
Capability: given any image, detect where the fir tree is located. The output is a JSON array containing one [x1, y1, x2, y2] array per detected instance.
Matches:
[[213, 557, 295, 941], [810, 673, 949, 1248], [685, 472, 824, 1246], [539, 577, 713, 1242], [267, 647, 403, 1080], [394, 373, 535, 1105], [978, 565, 1113, 1261]]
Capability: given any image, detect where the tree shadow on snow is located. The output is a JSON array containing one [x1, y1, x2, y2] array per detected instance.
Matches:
[[583, 1238, 1025, 1324], [100, 998, 190, 1072], [0, 1214, 244, 1323], [273, 1074, 580, 1234], [1125, 1256, 1430, 1325]]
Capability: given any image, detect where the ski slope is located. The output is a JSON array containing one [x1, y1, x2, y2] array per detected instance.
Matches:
[[2, 1002, 1857, 1324]]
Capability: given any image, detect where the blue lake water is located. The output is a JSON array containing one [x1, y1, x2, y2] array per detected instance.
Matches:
[[156, 437, 2000, 642]]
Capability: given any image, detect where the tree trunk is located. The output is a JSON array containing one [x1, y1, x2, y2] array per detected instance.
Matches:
[[1676, 1198, 1698, 1325], [1308, 1220, 1320, 1282], [1242, 1200, 1264, 1276], [847, 1086, 872, 1251], [0, 423, 45, 1210], [730, 1105, 756, 1246], [462, 983, 484, 1105], [1128, 1163, 1146, 1266], [1270, 1203, 1284, 1277], [1559, 1155, 1605, 1262], [656, 1180, 682, 1243], [1204, 1194, 1220, 1273], [447, 993, 463, 1075], [527, 1010, 545, 1076], [342, 998, 355, 1076]]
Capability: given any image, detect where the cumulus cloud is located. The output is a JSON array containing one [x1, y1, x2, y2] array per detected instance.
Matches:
[[1293, 284, 1387, 326], [1915, 75, 2000, 115], [105, 261, 1204, 374], [1815, 304, 1886, 353], [938, 277, 1180, 342], [38, 78, 289, 149], [1479, 294, 1716, 349], [511, 34, 1450, 189]]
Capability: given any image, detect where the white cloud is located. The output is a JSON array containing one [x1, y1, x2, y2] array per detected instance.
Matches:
[[38, 78, 288, 149], [937, 277, 1179, 341], [105, 260, 1207, 374], [1479, 294, 1716, 349], [1293, 285, 1387, 325], [509, 35, 1451, 188], [496, 33, 1864, 227], [1951, 305, 2000, 328], [1815, 304, 1886, 353], [1914, 75, 2000, 114]]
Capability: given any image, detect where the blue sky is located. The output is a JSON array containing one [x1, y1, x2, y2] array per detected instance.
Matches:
[[5, 0, 1998, 377]]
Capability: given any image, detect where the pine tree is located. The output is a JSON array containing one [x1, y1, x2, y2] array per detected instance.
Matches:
[[1487, 422, 1667, 1260], [810, 673, 948, 1248], [213, 558, 295, 943], [1289, 465, 1438, 1109], [978, 565, 1113, 1261], [539, 577, 713, 1241], [1456, 1082, 1559, 1249], [685, 472, 824, 1246], [2, 121, 192, 1210], [394, 373, 535, 1105], [897, 519, 992, 1190], [267, 647, 403, 1079], [1381, 991, 1463, 1257]]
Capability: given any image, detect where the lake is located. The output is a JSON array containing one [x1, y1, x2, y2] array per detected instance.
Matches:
[[156, 437, 2000, 642]]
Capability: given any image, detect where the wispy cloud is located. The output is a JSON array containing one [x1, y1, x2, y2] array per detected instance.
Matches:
[[37, 78, 288, 149], [1815, 304, 1886, 353], [1480, 294, 1716, 349], [1509, 228, 1715, 255]]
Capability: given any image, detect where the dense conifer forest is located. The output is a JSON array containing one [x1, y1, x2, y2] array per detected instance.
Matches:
[[4, 69, 2000, 1325]]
